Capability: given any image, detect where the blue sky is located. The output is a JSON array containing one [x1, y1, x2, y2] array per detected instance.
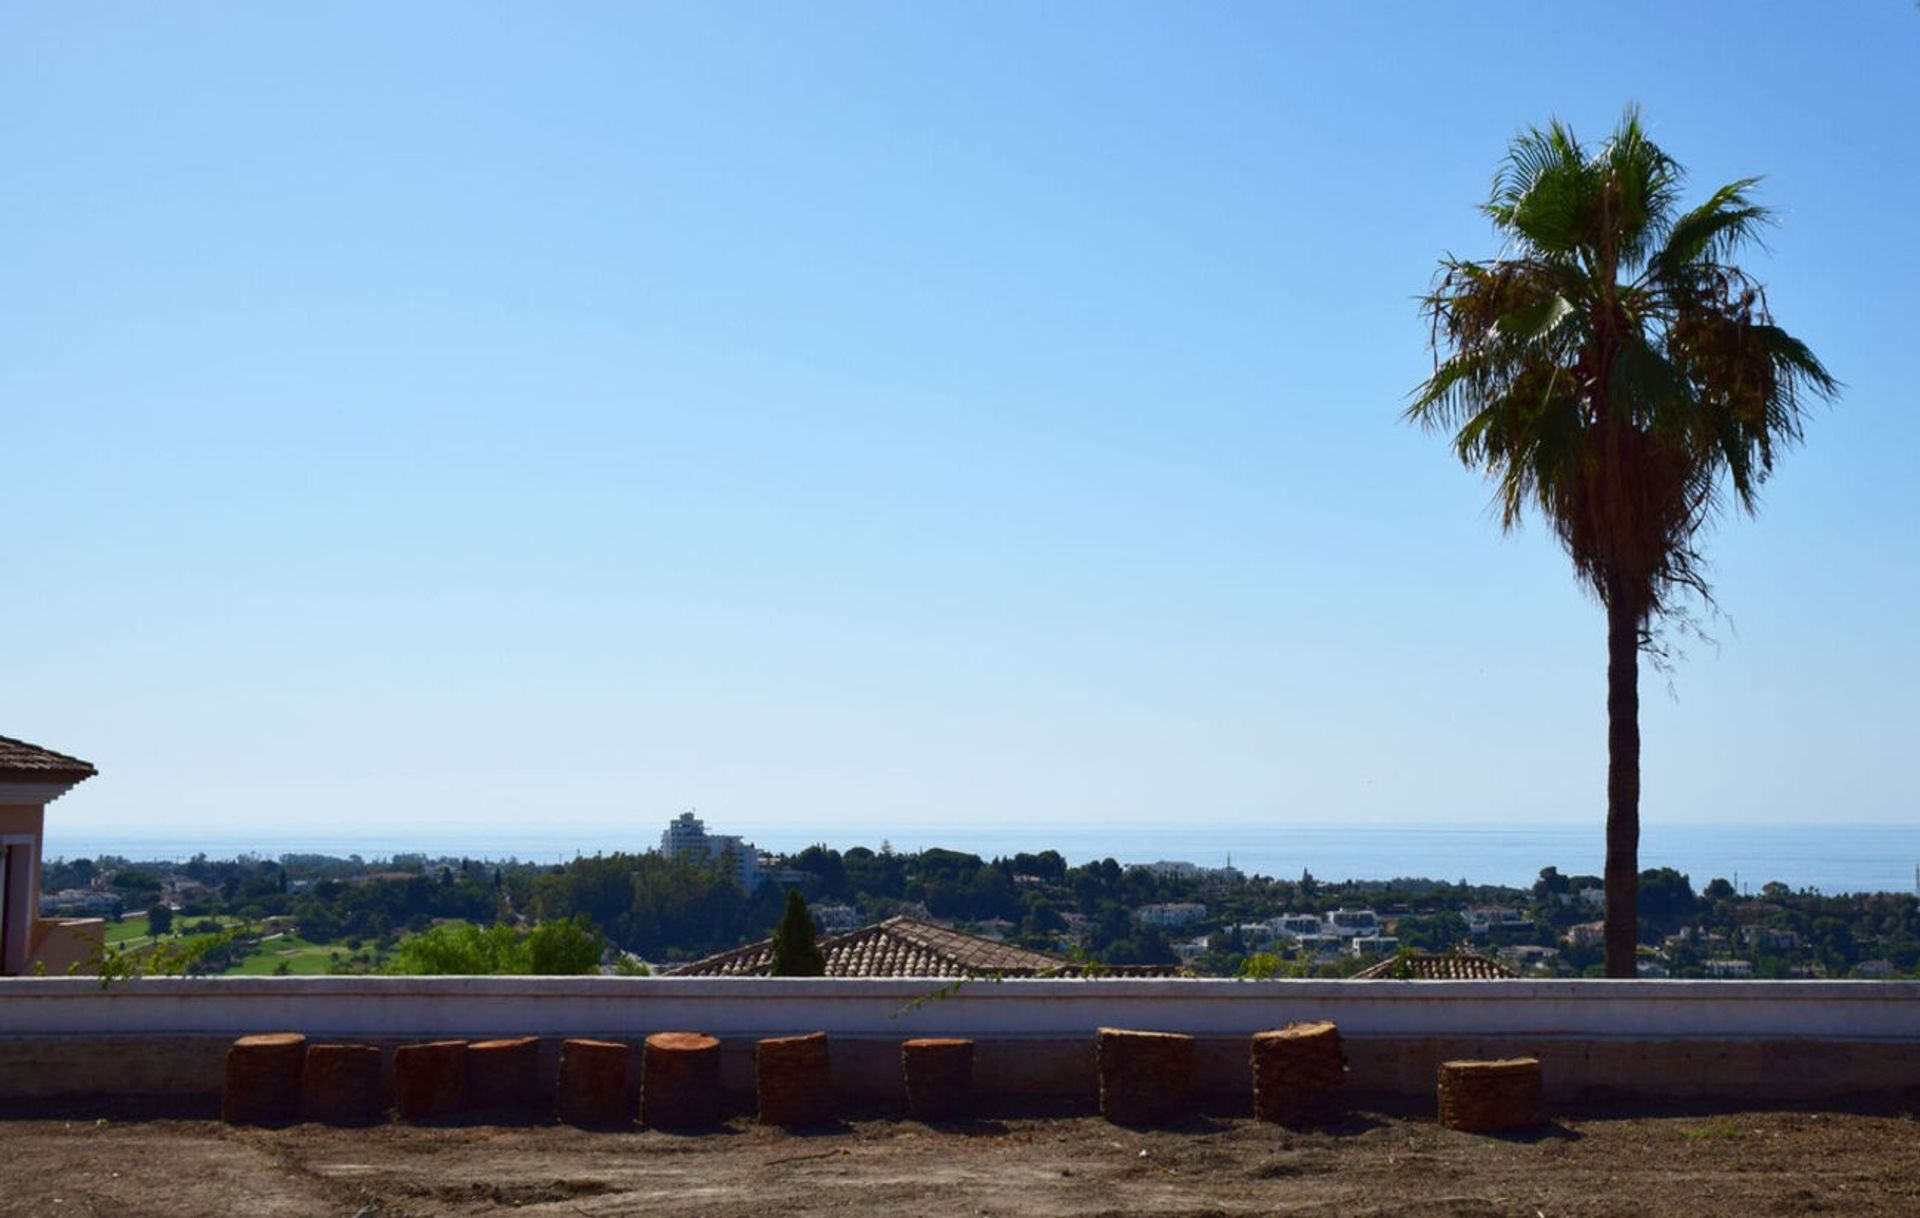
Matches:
[[6, 3, 1917, 849]]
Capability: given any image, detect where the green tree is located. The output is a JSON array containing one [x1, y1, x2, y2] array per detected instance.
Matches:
[[525, 916, 605, 974], [1409, 109, 1835, 976], [769, 890, 827, 976], [145, 904, 174, 936], [382, 918, 603, 975]]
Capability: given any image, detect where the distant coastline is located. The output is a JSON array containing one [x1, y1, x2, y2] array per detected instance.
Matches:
[[43, 822, 1920, 896]]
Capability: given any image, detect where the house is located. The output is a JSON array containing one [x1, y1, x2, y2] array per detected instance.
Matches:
[[1705, 958, 1754, 978], [1498, 944, 1561, 972], [39, 889, 118, 918], [0, 733, 102, 976], [1743, 926, 1802, 952], [1234, 921, 1279, 946], [1270, 913, 1323, 938], [669, 916, 1176, 977], [1323, 908, 1380, 938], [1462, 906, 1532, 937], [1566, 921, 1607, 949], [1137, 860, 1199, 880], [1291, 934, 1346, 962], [1349, 934, 1400, 958]]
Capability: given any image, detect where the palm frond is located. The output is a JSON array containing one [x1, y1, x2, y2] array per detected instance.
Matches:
[[1650, 178, 1771, 282]]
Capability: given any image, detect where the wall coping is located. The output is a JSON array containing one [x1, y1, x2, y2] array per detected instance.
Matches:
[[2, 976, 1916, 1043], [3, 976, 1918, 1000]]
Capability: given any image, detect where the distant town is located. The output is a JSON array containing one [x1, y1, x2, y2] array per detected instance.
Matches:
[[38, 810, 1920, 981]]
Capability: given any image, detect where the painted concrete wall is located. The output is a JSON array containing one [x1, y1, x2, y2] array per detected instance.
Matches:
[[25, 918, 104, 976], [1, 977, 1916, 1105], [3, 975, 1916, 1040], [0, 804, 44, 976]]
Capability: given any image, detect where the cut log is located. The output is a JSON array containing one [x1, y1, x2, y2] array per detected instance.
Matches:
[[556, 1038, 631, 1126], [300, 1043, 383, 1124], [1096, 1028, 1193, 1126], [1438, 1058, 1546, 1133], [1251, 1021, 1346, 1125], [393, 1040, 468, 1121], [223, 1032, 307, 1125], [902, 1038, 974, 1121], [756, 1032, 832, 1127], [467, 1036, 541, 1114], [642, 1032, 722, 1129]]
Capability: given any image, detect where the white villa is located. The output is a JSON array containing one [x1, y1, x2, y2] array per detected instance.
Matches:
[[1463, 906, 1533, 936]]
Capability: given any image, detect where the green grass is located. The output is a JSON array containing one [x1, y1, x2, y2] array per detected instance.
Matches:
[[103, 915, 150, 945], [106, 913, 250, 954], [229, 932, 344, 976]]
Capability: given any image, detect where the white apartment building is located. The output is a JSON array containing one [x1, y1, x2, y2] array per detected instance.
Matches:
[[657, 811, 765, 892], [1463, 906, 1533, 937], [1270, 913, 1324, 938], [1324, 908, 1380, 938], [1349, 934, 1400, 958], [1235, 921, 1280, 947]]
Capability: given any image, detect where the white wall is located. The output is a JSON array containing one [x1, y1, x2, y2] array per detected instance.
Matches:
[[2, 976, 1915, 1041]]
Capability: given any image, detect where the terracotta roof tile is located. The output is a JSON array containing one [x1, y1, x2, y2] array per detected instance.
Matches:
[[670, 916, 1079, 978], [0, 734, 97, 783], [1351, 951, 1517, 980]]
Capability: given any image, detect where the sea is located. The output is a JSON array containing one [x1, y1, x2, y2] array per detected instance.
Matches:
[[42, 822, 1920, 897]]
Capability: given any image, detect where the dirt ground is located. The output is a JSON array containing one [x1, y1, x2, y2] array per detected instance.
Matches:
[[4, 1101, 1919, 1218]]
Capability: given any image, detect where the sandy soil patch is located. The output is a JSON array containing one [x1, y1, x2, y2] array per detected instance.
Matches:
[[4, 1102, 1918, 1217]]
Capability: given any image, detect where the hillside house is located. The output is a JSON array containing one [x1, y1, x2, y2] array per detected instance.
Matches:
[[0, 734, 101, 976]]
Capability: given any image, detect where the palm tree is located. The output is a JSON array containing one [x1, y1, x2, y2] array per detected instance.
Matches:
[[1408, 109, 1835, 977]]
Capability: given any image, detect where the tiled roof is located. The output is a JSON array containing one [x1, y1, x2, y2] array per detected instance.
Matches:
[[0, 734, 97, 783], [670, 916, 1081, 978], [1350, 951, 1517, 981]]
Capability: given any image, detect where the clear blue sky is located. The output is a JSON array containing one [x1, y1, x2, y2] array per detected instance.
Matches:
[[6, 3, 1916, 848]]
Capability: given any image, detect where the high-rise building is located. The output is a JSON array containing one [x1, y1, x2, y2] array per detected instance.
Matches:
[[657, 810, 764, 892]]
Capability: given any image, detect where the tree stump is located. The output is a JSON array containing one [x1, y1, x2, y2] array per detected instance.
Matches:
[[223, 1032, 307, 1124], [756, 1032, 832, 1126], [642, 1032, 722, 1129], [1251, 1021, 1346, 1125], [1438, 1058, 1545, 1132], [393, 1040, 468, 1121], [467, 1036, 541, 1114], [300, 1043, 383, 1124], [1096, 1028, 1194, 1126], [556, 1038, 632, 1126], [902, 1038, 974, 1121]]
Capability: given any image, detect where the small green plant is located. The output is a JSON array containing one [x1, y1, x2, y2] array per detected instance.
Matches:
[[1237, 952, 1315, 980], [83, 927, 244, 989], [1385, 947, 1422, 981]]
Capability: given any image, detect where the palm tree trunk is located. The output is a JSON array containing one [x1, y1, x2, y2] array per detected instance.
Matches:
[[1603, 593, 1641, 978]]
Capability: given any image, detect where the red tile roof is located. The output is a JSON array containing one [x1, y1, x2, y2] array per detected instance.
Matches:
[[670, 916, 1084, 978], [1351, 951, 1517, 980], [0, 734, 97, 783]]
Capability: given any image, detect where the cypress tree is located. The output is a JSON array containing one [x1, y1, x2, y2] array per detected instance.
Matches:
[[769, 889, 827, 977]]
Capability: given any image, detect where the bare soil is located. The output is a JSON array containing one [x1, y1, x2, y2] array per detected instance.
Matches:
[[5, 1101, 1919, 1218]]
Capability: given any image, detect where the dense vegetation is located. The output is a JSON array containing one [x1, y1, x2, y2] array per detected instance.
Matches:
[[41, 844, 1920, 980]]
